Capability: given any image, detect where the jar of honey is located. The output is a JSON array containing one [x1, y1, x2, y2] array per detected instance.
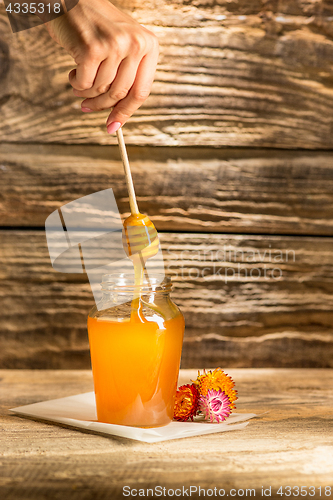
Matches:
[[87, 274, 185, 427]]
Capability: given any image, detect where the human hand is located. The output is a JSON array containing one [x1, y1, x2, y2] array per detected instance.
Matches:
[[45, 0, 159, 133]]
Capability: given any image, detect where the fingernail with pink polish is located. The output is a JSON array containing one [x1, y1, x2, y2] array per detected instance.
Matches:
[[81, 107, 93, 112], [107, 121, 122, 134]]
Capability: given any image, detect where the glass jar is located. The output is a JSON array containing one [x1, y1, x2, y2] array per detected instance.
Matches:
[[87, 273, 185, 427]]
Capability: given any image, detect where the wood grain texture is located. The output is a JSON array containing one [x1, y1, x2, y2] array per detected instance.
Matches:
[[2, 3, 333, 147], [1, 143, 333, 235], [1, 0, 333, 372], [115, 0, 333, 18], [1, 369, 332, 500], [1, 231, 333, 368]]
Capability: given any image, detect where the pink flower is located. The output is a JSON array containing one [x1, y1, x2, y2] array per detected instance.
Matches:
[[199, 389, 232, 423]]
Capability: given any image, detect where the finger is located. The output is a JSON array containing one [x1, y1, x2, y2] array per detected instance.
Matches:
[[72, 57, 120, 99], [94, 57, 120, 94], [81, 57, 139, 111], [106, 51, 158, 132], [69, 58, 101, 91]]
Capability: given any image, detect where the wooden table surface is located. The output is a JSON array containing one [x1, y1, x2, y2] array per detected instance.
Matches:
[[1, 369, 332, 500]]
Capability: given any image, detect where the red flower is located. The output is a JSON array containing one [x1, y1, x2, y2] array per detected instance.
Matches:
[[174, 384, 200, 422]]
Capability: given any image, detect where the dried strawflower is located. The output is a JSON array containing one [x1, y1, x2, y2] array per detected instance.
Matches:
[[194, 368, 238, 409], [173, 383, 199, 422], [199, 389, 232, 423]]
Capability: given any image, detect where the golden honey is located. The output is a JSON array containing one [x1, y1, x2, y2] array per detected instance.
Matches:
[[88, 309, 184, 427]]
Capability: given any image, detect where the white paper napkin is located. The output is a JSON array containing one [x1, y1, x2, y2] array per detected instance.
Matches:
[[10, 392, 257, 443]]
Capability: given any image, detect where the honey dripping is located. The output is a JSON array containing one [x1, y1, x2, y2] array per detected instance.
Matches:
[[116, 128, 159, 319], [122, 212, 159, 320]]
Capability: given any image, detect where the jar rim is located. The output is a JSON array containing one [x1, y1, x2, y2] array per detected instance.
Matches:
[[101, 273, 171, 293]]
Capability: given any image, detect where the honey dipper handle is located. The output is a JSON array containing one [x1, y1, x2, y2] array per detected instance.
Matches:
[[116, 127, 139, 215]]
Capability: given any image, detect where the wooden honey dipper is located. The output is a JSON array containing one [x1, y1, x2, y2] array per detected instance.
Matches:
[[116, 128, 159, 264]]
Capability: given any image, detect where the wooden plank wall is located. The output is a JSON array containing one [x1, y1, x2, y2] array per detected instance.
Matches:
[[1, 0, 333, 368]]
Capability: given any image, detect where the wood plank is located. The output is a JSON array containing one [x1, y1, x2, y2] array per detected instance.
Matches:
[[118, 0, 333, 19], [1, 369, 332, 500], [1, 143, 333, 235], [1, 231, 333, 368], [2, 4, 333, 147]]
